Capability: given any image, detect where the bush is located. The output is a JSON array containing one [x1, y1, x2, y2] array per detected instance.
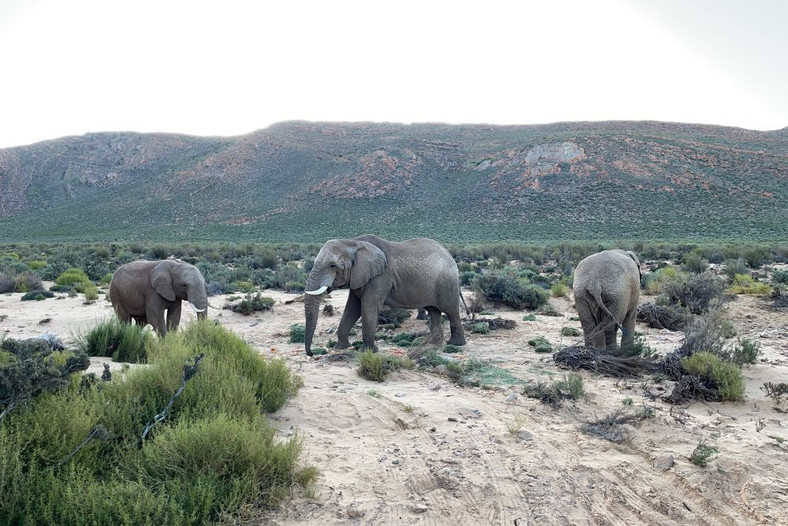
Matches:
[[560, 327, 581, 337], [55, 268, 92, 287], [660, 271, 725, 314], [773, 268, 788, 285], [469, 322, 490, 334], [728, 339, 761, 366], [289, 324, 305, 344], [473, 271, 549, 310], [528, 337, 553, 353], [550, 282, 569, 298], [726, 274, 771, 295], [14, 272, 43, 292], [76, 317, 151, 363], [680, 303, 734, 356], [357, 351, 413, 382], [0, 273, 14, 293], [723, 258, 748, 279], [689, 439, 719, 467], [224, 293, 276, 315], [681, 352, 744, 401], [0, 321, 313, 526], [21, 290, 55, 301]]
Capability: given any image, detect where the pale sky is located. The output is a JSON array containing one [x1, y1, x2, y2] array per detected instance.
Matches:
[[0, 0, 786, 148]]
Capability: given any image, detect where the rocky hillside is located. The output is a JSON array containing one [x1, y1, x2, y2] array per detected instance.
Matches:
[[1, 121, 786, 242]]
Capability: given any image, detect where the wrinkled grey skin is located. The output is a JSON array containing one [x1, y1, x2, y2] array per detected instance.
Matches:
[[304, 235, 466, 356], [572, 249, 641, 352], [109, 259, 208, 336]]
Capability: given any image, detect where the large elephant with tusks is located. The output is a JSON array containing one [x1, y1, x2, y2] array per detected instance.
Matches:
[[303, 235, 466, 356]]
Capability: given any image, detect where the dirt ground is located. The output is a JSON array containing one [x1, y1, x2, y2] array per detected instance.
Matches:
[[1, 285, 787, 525]]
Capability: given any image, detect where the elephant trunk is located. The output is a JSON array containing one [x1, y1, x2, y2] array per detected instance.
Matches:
[[304, 293, 320, 356], [188, 285, 209, 321], [303, 270, 333, 356]]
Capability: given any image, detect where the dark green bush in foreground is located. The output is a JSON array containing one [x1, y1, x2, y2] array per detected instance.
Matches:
[[0, 321, 312, 526]]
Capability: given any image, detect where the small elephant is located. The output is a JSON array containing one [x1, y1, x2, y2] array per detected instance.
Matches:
[[572, 249, 641, 352], [109, 259, 208, 336], [303, 234, 466, 356]]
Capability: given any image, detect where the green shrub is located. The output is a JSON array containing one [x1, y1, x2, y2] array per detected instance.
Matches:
[[0, 321, 313, 526], [726, 274, 771, 295], [14, 272, 43, 292], [443, 344, 463, 353], [76, 318, 151, 363], [681, 352, 744, 401], [729, 339, 761, 366], [356, 351, 413, 382], [550, 282, 569, 298], [289, 324, 305, 343], [528, 337, 553, 353], [21, 290, 55, 301], [723, 258, 749, 279], [224, 293, 275, 315], [773, 268, 788, 285], [82, 282, 100, 301], [469, 322, 490, 334], [472, 271, 549, 310], [560, 327, 580, 337], [55, 268, 92, 287], [689, 439, 718, 467], [660, 271, 725, 314]]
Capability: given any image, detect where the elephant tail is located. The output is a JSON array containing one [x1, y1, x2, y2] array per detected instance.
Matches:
[[590, 283, 628, 337], [460, 291, 470, 317]]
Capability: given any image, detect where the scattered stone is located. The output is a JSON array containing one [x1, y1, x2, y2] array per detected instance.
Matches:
[[506, 393, 518, 403], [517, 430, 534, 441], [346, 506, 363, 518], [392, 459, 400, 465], [411, 504, 429, 514], [653, 453, 675, 472], [448, 417, 458, 422]]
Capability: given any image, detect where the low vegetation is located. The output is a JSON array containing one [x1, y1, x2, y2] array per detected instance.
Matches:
[[0, 322, 312, 525], [75, 317, 151, 363]]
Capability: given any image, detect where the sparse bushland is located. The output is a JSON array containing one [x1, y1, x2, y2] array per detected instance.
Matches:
[[689, 438, 719, 467], [726, 274, 772, 295], [0, 322, 312, 525], [522, 373, 585, 406], [223, 293, 276, 315]]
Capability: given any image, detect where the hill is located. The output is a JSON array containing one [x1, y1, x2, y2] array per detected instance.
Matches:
[[0, 121, 786, 243]]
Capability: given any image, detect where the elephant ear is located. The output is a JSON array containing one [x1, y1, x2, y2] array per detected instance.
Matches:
[[150, 261, 177, 302], [625, 251, 642, 279], [349, 241, 387, 290]]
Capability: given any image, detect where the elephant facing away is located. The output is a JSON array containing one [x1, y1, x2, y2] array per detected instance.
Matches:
[[109, 259, 208, 336], [572, 249, 641, 352], [303, 235, 466, 356]]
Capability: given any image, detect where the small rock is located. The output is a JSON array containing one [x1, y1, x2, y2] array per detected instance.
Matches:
[[448, 417, 458, 422], [653, 453, 674, 472], [411, 504, 429, 514], [505, 393, 518, 403], [392, 459, 400, 465], [346, 506, 363, 518], [428, 381, 440, 391], [517, 430, 534, 441], [429, 427, 437, 432]]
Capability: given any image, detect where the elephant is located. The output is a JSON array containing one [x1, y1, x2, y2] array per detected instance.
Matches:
[[572, 249, 641, 352], [303, 235, 466, 356], [109, 259, 208, 336]]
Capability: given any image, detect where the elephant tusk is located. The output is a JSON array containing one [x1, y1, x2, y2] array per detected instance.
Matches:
[[189, 302, 206, 313], [304, 285, 328, 296]]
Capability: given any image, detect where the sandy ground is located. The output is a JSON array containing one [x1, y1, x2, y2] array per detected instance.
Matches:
[[1, 285, 787, 525]]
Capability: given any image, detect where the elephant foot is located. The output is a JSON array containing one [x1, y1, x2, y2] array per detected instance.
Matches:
[[334, 340, 351, 350], [426, 332, 444, 345], [361, 342, 379, 353], [447, 335, 466, 346]]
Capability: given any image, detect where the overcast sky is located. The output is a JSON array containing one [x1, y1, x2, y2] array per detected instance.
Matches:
[[0, 0, 786, 148]]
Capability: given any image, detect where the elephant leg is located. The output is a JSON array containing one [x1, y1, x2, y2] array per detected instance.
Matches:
[[621, 308, 637, 351], [167, 302, 182, 333], [577, 299, 605, 350], [336, 294, 362, 349], [445, 306, 466, 346], [147, 299, 167, 337], [604, 324, 618, 353], [132, 315, 147, 327], [425, 307, 444, 344], [115, 304, 132, 324], [359, 296, 380, 352]]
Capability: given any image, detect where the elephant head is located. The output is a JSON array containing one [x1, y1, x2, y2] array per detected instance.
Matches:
[[150, 260, 208, 320], [303, 239, 387, 356]]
